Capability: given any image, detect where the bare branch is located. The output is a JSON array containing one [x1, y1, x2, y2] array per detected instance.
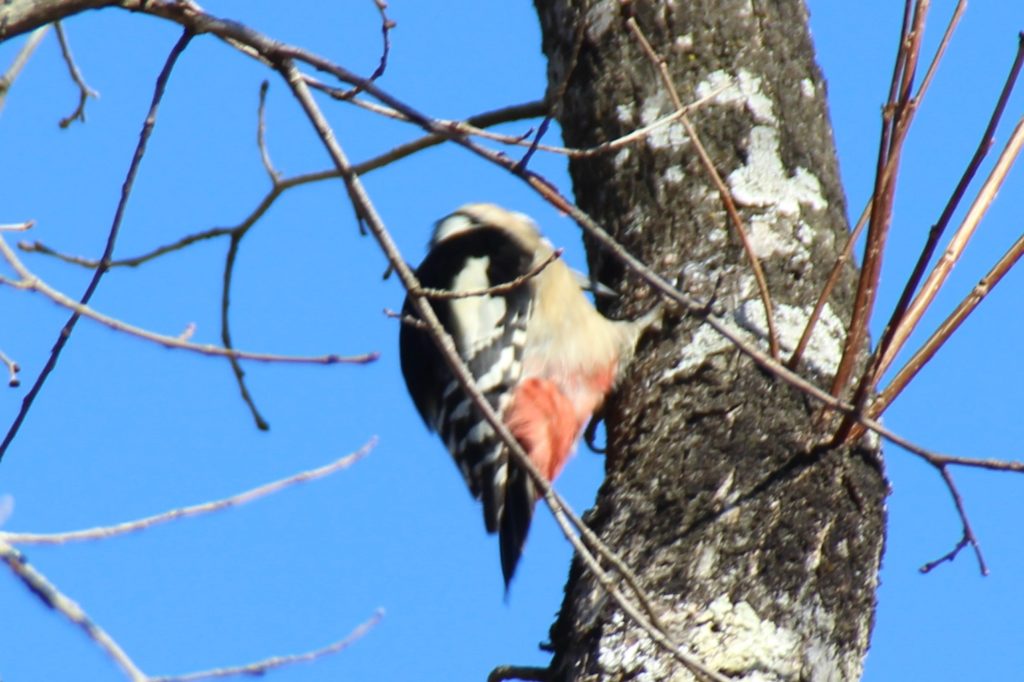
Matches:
[[0, 349, 21, 387], [367, 0, 395, 83], [0, 540, 148, 681], [19, 226, 235, 268], [149, 610, 383, 682], [874, 231, 1024, 416], [54, 21, 99, 128], [220, 230, 269, 429], [19, 99, 548, 271], [859, 28, 1024, 410], [0, 220, 35, 232], [919, 465, 989, 576], [2, 439, 374, 545], [0, 25, 50, 115], [0, 30, 193, 463], [875, 109, 1024, 380], [255, 80, 280, 182], [873, 115, 1024, 379], [830, 0, 933, 406], [0, 233, 378, 366]]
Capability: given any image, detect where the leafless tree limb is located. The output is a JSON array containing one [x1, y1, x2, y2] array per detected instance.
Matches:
[[0, 24, 49, 114], [148, 610, 384, 682], [0, 29, 193, 463], [18, 99, 548, 270], [0, 539, 149, 681], [870, 15, 1018, 386], [54, 21, 98, 127], [255, 80, 280, 182], [874, 119, 1024, 378], [0, 440, 378, 681], [1, 439, 374, 545], [0, 233, 378, 365], [875, 230, 1024, 416], [829, 0, 936, 407], [0, 349, 22, 387], [919, 465, 988, 575]]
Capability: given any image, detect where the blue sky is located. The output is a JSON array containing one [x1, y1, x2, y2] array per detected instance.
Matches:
[[1, 2, 1022, 680]]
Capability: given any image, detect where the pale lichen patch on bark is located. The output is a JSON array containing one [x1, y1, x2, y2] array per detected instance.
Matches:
[[736, 301, 844, 376], [640, 90, 689, 150], [696, 69, 776, 125], [728, 127, 826, 216], [595, 592, 856, 681], [663, 301, 843, 381], [691, 596, 803, 679], [664, 166, 685, 184]]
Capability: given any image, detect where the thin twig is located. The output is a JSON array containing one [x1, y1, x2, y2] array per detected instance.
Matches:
[[830, 0, 931, 407], [19, 226, 235, 268], [149, 610, 383, 682], [0, 540, 148, 681], [626, 17, 780, 359], [0, 234, 377, 366], [874, 38, 1024, 379], [516, 20, 583, 171], [19, 100, 548, 271], [861, 21, 1021, 412], [0, 25, 50, 115], [0, 349, 21, 387], [368, 0, 395, 83], [220, 231, 269, 429], [876, 117, 1024, 377], [0, 30, 194, 464], [3, 439, 373, 544], [793, 6, 969, 373], [874, 231, 1024, 416], [0, 220, 35, 232], [325, 0, 394, 102], [255, 80, 280, 181], [787, 202, 869, 370], [383, 307, 429, 330], [311, 76, 725, 160], [915, 452, 1024, 474], [54, 21, 99, 128], [919, 465, 989, 575]]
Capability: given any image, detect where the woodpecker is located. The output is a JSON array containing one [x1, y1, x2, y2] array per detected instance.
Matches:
[[399, 203, 659, 587]]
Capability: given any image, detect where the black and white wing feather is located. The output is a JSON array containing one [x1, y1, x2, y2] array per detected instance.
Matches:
[[399, 226, 535, 537]]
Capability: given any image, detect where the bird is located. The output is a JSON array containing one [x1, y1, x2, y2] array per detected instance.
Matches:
[[399, 203, 660, 587]]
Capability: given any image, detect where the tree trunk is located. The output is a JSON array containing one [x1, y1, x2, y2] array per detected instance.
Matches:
[[533, 1, 887, 680]]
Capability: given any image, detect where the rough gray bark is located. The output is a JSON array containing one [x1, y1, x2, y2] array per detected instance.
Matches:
[[533, 1, 887, 680]]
